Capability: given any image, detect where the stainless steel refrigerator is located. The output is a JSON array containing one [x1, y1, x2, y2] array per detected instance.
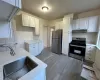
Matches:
[[51, 29, 62, 54]]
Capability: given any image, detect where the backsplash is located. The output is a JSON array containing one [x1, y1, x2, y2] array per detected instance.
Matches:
[[0, 19, 39, 52], [86, 32, 98, 44], [72, 32, 87, 38], [72, 32, 98, 44]]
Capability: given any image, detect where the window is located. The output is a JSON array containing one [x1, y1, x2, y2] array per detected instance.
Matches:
[[96, 31, 100, 49]]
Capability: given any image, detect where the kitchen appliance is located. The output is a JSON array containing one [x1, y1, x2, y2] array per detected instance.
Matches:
[[72, 29, 87, 33], [51, 29, 62, 54], [68, 37, 86, 60]]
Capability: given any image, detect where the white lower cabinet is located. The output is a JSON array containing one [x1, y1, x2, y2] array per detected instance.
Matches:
[[85, 45, 96, 62], [38, 42, 43, 54], [29, 43, 38, 56], [25, 41, 44, 56]]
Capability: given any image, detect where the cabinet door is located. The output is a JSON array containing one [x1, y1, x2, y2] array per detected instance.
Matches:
[[29, 16, 35, 27], [71, 20, 76, 30], [15, 0, 21, 8], [75, 19, 80, 30], [35, 43, 39, 56], [33, 69, 46, 80], [2, 0, 16, 6], [29, 44, 38, 56], [88, 16, 98, 32], [29, 45, 35, 55], [35, 18, 40, 35], [2, 0, 21, 8], [38, 42, 44, 54], [22, 14, 30, 27], [79, 18, 88, 29], [72, 19, 80, 30], [85, 46, 96, 62]]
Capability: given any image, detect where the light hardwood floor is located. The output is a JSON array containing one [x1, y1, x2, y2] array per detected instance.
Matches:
[[37, 48, 82, 80]]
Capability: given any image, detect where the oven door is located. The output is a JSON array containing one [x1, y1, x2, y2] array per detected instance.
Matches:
[[69, 44, 86, 56]]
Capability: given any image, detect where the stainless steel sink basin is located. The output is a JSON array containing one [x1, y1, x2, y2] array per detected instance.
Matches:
[[3, 56, 38, 80]]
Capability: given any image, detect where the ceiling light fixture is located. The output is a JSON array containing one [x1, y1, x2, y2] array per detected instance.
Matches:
[[42, 6, 49, 12]]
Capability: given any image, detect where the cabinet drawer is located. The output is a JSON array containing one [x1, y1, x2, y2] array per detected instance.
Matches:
[[30, 43, 37, 47]]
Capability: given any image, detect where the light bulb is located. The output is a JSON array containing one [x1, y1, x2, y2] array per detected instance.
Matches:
[[42, 6, 49, 12]]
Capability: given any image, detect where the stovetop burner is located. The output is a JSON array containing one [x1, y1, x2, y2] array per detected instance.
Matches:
[[70, 37, 86, 46]]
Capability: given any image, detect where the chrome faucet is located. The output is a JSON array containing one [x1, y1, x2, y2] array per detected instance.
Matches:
[[0, 44, 16, 56]]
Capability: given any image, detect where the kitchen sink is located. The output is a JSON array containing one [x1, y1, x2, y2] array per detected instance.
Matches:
[[3, 56, 38, 80]]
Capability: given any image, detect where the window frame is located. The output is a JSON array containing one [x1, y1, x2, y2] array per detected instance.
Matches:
[[96, 31, 100, 49]]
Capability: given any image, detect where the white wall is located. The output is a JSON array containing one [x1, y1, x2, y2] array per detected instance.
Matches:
[[15, 11, 49, 48], [77, 8, 100, 18], [0, 11, 49, 52], [72, 32, 87, 38], [0, 8, 100, 51], [72, 32, 98, 44], [87, 32, 98, 44]]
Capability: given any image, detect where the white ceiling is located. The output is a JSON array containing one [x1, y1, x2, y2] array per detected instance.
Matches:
[[22, 0, 100, 20]]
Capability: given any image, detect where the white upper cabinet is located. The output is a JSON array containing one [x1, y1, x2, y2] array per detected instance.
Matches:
[[30, 16, 35, 27], [74, 19, 80, 30], [2, 0, 21, 8], [21, 14, 35, 28], [35, 18, 40, 35], [0, 0, 21, 21], [72, 16, 98, 32], [16, 14, 40, 35], [16, 0, 22, 8], [22, 14, 30, 27], [72, 18, 88, 30], [71, 20, 76, 30], [2, 0, 16, 6], [88, 16, 98, 32], [79, 18, 88, 30]]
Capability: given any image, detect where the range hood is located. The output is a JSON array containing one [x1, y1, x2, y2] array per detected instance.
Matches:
[[0, 0, 20, 21], [72, 29, 87, 33]]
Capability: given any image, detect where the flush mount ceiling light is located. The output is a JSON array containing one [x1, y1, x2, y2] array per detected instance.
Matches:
[[42, 6, 49, 12]]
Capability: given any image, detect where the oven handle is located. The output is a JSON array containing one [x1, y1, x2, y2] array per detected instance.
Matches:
[[70, 44, 86, 48]]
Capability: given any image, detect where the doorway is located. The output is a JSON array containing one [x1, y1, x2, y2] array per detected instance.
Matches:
[[50, 28, 54, 47]]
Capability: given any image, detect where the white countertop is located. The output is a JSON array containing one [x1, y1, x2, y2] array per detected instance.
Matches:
[[86, 43, 96, 46], [25, 40, 42, 44], [0, 48, 47, 80]]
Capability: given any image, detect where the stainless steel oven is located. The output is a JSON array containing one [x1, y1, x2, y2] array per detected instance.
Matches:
[[68, 38, 86, 60]]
